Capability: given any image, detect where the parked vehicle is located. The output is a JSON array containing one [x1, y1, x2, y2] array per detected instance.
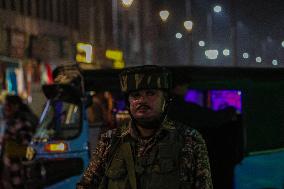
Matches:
[[24, 64, 284, 188]]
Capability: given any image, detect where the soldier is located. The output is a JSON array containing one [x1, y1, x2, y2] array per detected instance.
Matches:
[[77, 65, 213, 189]]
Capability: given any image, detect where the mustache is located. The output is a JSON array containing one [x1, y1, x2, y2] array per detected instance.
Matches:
[[136, 104, 151, 110]]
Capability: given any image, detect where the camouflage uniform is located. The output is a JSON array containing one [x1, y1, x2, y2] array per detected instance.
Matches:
[[77, 118, 213, 189], [77, 65, 213, 189]]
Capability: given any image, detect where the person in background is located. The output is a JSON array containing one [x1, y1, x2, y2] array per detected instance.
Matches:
[[77, 65, 213, 189], [1, 95, 38, 189], [168, 84, 241, 189], [87, 92, 114, 129], [87, 92, 115, 152]]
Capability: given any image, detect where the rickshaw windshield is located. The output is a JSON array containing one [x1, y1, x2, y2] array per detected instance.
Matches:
[[34, 99, 81, 141]]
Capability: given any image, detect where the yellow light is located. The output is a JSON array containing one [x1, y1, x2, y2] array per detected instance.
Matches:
[[26, 146, 36, 160], [184, 20, 193, 32], [105, 50, 123, 60], [76, 43, 93, 64], [122, 0, 133, 8], [113, 61, 125, 69], [159, 10, 170, 22], [105, 49, 125, 69], [44, 142, 68, 153]]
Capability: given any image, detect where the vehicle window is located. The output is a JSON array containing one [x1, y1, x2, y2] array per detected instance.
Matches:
[[184, 89, 242, 113], [34, 100, 81, 140]]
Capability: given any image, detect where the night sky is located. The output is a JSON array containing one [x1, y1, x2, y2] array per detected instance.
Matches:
[[154, 0, 284, 66], [238, 0, 284, 39], [161, 0, 284, 39]]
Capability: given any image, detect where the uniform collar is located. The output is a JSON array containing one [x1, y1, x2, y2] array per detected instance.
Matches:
[[119, 117, 176, 139]]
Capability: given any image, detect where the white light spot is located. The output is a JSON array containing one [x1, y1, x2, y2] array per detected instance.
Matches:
[[175, 33, 183, 39], [223, 49, 230, 56], [205, 50, 219, 59], [243, 52, 249, 59], [272, 59, 278, 66], [213, 5, 222, 13], [281, 41, 284, 48], [198, 41, 205, 47], [256, 57, 262, 63]]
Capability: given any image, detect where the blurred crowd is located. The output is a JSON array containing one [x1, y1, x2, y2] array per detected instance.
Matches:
[[0, 95, 38, 189]]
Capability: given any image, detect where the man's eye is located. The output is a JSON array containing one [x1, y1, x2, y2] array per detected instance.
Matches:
[[146, 90, 155, 96], [130, 92, 140, 98]]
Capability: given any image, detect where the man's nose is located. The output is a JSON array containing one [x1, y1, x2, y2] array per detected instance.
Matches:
[[137, 93, 147, 102]]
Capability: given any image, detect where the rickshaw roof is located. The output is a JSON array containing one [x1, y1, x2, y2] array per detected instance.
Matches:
[[81, 65, 284, 92]]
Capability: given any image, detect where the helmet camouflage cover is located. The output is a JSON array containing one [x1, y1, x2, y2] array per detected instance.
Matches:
[[119, 65, 172, 93]]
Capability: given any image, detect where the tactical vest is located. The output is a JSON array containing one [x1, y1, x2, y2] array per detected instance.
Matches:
[[101, 126, 192, 189]]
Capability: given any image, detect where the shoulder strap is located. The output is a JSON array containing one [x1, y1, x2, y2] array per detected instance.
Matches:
[[171, 121, 188, 154], [105, 128, 122, 170], [102, 126, 137, 189], [121, 143, 137, 189], [106, 123, 129, 161], [102, 124, 130, 166], [173, 122, 186, 138], [98, 129, 122, 189]]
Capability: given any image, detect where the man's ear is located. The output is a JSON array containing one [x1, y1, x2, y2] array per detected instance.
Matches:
[[162, 91, 172, 104]]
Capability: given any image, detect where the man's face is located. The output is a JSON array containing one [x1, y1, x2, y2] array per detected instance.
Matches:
[[128, 89, 166, 123]]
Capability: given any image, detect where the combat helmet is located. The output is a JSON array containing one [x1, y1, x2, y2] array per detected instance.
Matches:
[[119, 65, 172, 93]]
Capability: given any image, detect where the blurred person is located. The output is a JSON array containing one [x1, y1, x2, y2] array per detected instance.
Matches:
[[87, 92, 115, 152], [1, 95, 38, 189], [87, 92, 114, 128], [168, 85, 241, 189], [77, 65, 213, 189]]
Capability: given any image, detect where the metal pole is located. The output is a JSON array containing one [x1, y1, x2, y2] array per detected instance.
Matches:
[[185, 0, 194, 65], [122, 9, 130, 65], [230, 0, 238, 67], [207, 12, 213, 46], [138, 0, 145, 65], [89, 0, 95, 45], [112, 0, 118, 48]]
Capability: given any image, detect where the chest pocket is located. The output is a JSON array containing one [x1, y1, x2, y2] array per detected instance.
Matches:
[[105, 153, 129, 189], [148, 141, 181, 189], [149, 159, 179, 189], [158, 159, 177, 173], [106, 157, 127, 179]]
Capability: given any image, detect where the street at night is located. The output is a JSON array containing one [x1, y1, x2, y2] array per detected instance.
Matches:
[[0, 0, 284, 188]]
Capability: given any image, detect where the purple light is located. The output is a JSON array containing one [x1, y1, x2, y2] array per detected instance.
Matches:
[[184, 89, 242, 113], [116, 100, 126, 111], [184, 90, 204, 106], [210, 90, 242, 112]]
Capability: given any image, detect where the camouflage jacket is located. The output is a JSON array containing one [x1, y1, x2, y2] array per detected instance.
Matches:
[[77, 118, 213, 189]]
